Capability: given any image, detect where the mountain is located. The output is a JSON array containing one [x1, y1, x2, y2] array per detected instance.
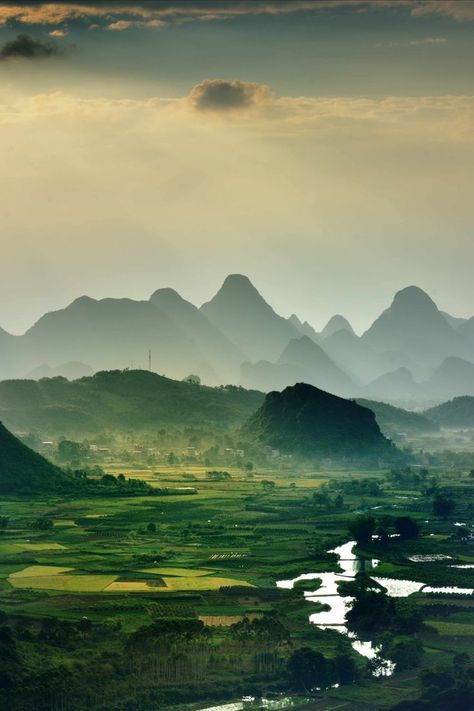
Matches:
[[362, 286, 469, 368], [288, 314, 321, 343], [200, 274, 300, 361], [278, 336, 354, 392], [0, 295, 236, 385], [0, 369, 264, 436], [322, 328, 381, 383], [240, 336, 354, 395], [149, 287, 243, 381], [0, 421, 69, 494], [363, 367, 422, 403], [458, 317, 474, 347], [243, 382, 396, 461], [441, 311, 468, 329], [26, 362, 94, 380], [320, 315, 355, 339], [424, 356, 474, 399], [356, 398, 438, 437], [424, 396, 474, 428]]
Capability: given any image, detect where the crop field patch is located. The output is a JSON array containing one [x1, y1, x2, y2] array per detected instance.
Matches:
[[0, 542, 66, 553], [9, 565, 73, 578], [105, 581, 161, 592], [427, 621, 474, 637], [9, 573, 117, 592], [162, 575, 253, 591], [140, 567, 213, 577]]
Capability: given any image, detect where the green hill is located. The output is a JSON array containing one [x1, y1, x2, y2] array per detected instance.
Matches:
[[243, 382, 398, 462], [424, 396, 474, 428], [0, 421, 70, 494], [356, 398, 438, 437], [0, 369, 264, 436]]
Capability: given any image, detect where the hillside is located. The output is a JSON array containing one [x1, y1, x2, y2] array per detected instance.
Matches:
[[243, 382, 397, 461], [0, 370, 265, 436], [356, 398, 439, 437], [0, 421, 69, 494], [424, 396, 474, 428]]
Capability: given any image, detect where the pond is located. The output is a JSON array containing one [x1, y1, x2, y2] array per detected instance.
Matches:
[[276, 538, 474, 675], [276, 540, 396, 674]]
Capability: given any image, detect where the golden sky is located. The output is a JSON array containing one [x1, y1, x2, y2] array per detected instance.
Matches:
[[1, 1, 473, 333]]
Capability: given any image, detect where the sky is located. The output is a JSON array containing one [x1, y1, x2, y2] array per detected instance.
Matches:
[[0, 0, 473, 335]]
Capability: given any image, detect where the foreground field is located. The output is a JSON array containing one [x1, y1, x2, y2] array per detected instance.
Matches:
[[0, 463, 473, 710]]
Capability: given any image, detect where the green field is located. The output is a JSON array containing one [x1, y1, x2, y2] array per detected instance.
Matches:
[[0, 460, 473, 711]]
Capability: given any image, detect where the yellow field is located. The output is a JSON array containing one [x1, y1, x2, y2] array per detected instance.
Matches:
[[8, 566, 117, 592], [10, 565, 72, 578], [162, 576, 253, 591], [10, 574, 117, 592], [140, 567, 212, 577], [0, 543, 66, 553], [105, 581, 158, 592]]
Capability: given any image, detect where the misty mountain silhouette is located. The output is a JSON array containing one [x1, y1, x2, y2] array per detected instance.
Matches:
[[321, 314, 355, 339], [423, 356, 474, 398], [362, 286, 468, 368], [363, 367, 422, 402], [200, 274, 300, 361], [241, 335, 353, 396], [149, 287, 243, 381]]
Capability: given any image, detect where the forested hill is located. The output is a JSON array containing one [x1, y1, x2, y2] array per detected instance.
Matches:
[[0, 422, 70, 494], [0, 370, 265, 436], [243, 382, 400, 462], [356, 398, 439, 437], [424, 396, 474, 428]]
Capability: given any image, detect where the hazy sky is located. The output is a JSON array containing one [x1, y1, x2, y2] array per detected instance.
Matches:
[[1, 0, 473, 335]]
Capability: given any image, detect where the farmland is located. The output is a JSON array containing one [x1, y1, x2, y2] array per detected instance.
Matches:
[[0, 459, 473, 710]]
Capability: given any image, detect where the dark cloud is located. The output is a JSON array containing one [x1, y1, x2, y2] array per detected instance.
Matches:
[[0, 33, 61, 60], [189, 79, 271, 111]]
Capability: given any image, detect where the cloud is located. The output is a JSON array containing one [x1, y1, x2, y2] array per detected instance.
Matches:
[[411, 1, 474, 22], [48, 29, 66, 37], [106, 20, 134, 31], [377, 36, 448, 48], [0, 32, 61, 59], [0, 1, 472, 31], [188, 79, 272, 112], [1, 86, 472, 148]]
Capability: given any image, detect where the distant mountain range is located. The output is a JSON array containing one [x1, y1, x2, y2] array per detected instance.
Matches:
[[0, 275, 473, 405]]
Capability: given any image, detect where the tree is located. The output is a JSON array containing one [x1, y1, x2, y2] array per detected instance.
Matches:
[[334, 652, 357, 684], [287, 647, 329, 691], [57, 439, 87, 463], [432, 493, 455, 518], [30, 517, 53, 531], [147, 522, 157, 533], [348, 515, 375, 545], [395, 516, 420, 540]]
